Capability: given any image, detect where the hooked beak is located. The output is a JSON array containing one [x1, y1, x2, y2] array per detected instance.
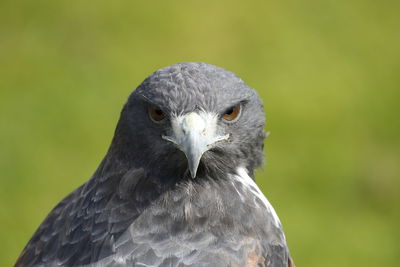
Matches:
[[162, 112, 229, 178]]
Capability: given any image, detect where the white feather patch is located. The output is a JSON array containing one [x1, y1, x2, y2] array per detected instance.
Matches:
[[235, 167, 281, 227]]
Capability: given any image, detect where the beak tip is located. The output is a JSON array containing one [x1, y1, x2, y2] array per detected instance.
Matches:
[[187, 151, 202, 179], [189, 166, 198, 179]]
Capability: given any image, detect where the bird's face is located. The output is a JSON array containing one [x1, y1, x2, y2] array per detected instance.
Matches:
[[116, 63, 265, 180], [155, 104, 240, 178]]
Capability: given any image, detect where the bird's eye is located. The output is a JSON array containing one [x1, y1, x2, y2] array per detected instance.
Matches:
[[148, 107, 166, 122], [223, 105, 241, 121]]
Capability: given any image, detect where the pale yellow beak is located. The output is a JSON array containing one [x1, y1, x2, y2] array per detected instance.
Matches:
[[162, 112, 229, 178]]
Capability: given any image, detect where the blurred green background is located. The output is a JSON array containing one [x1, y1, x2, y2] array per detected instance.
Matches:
[[1, 0, 399, 266]]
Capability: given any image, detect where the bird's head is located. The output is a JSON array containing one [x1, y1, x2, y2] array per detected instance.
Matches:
[[110, 62, 266, 180]]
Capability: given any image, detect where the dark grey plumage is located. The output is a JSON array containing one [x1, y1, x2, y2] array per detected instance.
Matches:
[[16, 62, 294, 267]]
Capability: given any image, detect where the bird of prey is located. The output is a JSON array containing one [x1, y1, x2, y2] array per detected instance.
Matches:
[[16, 62, 294, 267]]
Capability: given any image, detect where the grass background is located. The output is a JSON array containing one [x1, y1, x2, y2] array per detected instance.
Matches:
[[1, 0, 399, 266]]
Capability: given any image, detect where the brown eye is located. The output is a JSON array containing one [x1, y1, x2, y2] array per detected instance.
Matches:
[[223, 106, 241, 121], [148, 107, 166, 122]]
